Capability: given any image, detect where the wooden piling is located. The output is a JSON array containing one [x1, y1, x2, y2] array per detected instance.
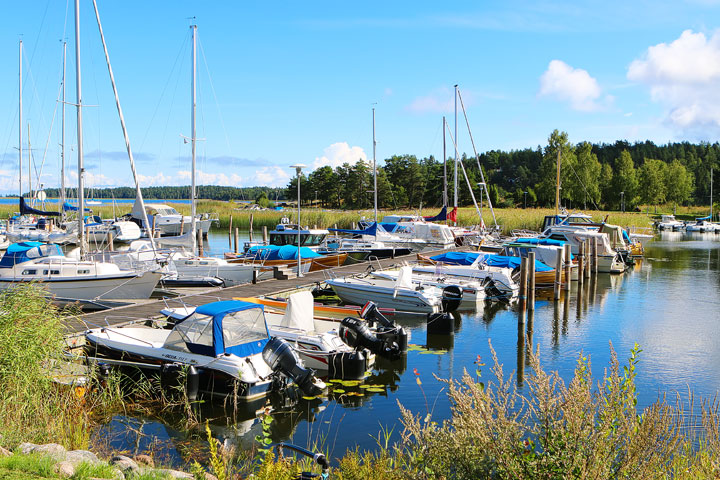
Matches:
[[197, 228, 204, 257], [527, 251, 536, 309], [107, 230, 114, 252], [519, 257, 528, 312], [584, 240, 591, 279], [262, 226, 268, 243], [564, 244, 572, 291], [593, 237, 598, 274], [554, 247, 563, 300], [249, 214, 254, 242], [151, 214, 157, 239], [228, 215, 232, 246], [234, 227, 239, 254], [577, 241, 584, 286]]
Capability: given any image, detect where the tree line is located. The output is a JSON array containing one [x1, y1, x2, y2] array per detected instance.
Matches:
[[287, 130, 718, 211], [26, 185, 285, 203]]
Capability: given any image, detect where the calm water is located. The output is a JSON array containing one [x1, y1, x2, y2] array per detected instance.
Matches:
[[95, 230, 720, 465]]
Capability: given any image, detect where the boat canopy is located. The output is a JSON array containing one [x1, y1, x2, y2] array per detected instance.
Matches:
[[62, 201, 92, 212], [246, 244, 322, 260], [696, 215, 712, 221], [512, 237, 566, 247], [163, 300, 269, 357], [0, 242, 64, 268], [429, 251, 553, 272], [328, 222, 378, 236], [280, 291, 315, 331]]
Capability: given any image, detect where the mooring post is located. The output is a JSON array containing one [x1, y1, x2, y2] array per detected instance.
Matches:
[[519, 256, 528, 312], [234, 227, 239, 254], [228, 214, 233, 246], [577, 241, 584, 286], [151, 214, 157, 239], [262, 226, 268, 244], [249, 213, 254, 242], [197, 228, 204, 257], [107, 230, 114, 252], [564, 244, 572, 292], [593, 237, 599, 274], [527, 251, 536, 309], [584, 240, 591, 279], [554, 247, 563, 301]]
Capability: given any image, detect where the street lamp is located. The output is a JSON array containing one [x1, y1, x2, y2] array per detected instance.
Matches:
[[523, 191, 528, 209], [620, 191, 625, 213], [290, 164, 306, 277]]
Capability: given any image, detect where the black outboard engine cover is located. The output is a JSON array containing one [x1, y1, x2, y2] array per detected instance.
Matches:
[[339, 317, 402, 360], [441, 285, 463, 313], [359, 301, 409, 352], [263, 337, 324, 397], [426, 312, 455, 335], [483, 278, 509, 303]]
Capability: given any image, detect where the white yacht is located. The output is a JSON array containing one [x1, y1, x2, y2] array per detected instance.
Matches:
[[128, 201, 217, 237], [656, 214, 685, 231], [0, 241, 160, 300]]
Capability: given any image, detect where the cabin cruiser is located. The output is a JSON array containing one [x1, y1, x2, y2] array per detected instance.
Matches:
[[64, 215, 141, 244], [540, 227, 626, 273], [226, 245, 346, 273], [685, 216, 720, 233], [0, 241, 160, 301], [414, 252, 522, 294], [84, 300, 326, 400], [656, 214, 685, 231], [369, 268, 493, 304], [126, 201, 218, 237]]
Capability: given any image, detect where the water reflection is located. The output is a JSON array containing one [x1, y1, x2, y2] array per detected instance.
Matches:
[[95, 231, 720, 465]]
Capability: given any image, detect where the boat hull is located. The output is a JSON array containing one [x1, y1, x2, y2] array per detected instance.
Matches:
[[326, 279, 440, 313]]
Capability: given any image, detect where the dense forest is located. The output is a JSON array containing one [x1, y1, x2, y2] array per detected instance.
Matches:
[[21, 132, 720, 211], [287, 131, 719, 211]]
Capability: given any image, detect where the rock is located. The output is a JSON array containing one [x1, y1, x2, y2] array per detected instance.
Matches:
[[54, 461, 76, 478], [110, 455, 139, 474], [133, 454, 154, 467], [204, 473, 219, 480], [153, 468, 194, 479], [18, 442, 38, 455], [32, 443, 66, 457], [65, 450, 100, 465], [0, 446, 12, 457]]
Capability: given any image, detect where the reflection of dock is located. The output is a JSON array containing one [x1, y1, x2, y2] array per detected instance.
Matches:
[[66, 250, 446, 334]]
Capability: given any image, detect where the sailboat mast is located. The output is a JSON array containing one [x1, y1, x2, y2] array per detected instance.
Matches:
[[28, 124, 32, 203], [19, 40, 22, 200], [711, 168, 714, 220], [555, 147, 561, 215], [191, 24, 198, 253], [442, 116, 447, 208], [91, 0, 156, 249], [372, 106, 377, 224], [61, 41, 66, 213], [74, 0, 85, 258], [453, 85, 458, 225]]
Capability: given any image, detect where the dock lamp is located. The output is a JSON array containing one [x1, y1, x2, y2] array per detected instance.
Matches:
[[290, 164, 306, 277]]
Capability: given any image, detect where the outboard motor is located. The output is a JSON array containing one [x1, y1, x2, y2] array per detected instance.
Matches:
[[441, 285, 463, 313], [262, 337, 325, 397], [339, 317, 402, 360], [359, 301, 408, 353], [483, 278, 510, 303]]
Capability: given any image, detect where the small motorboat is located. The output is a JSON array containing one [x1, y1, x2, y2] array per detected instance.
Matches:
[[84, 300, 326, 401]]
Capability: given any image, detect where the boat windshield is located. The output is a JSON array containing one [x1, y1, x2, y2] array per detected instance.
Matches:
[[163, 313, 214, 354], [222, 308, 268, 349]]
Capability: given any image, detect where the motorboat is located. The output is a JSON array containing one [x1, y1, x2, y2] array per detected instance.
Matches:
[[325, 266, 463, 313], [540, 227, 626, 273], [168, 251, 272, 286], [414, 252, 522, 294], [64, 215, 141, 244], [369, 268, 492, 304], [0, 241, 160, 300], [84, 300, 326, 401], [685, 217, 720, 233], [126, 200, 218, 237], [656, 214, 684, 231], [224, 245, 326, 274]]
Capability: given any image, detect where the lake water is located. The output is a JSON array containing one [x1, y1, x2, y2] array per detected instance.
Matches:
[[94, 230, 720, 466]]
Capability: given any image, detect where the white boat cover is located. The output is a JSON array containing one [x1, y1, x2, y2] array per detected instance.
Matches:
[[280, 291, 315, 331]]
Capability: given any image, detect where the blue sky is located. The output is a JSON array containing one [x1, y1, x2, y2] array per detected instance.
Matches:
[[1, 0, 719, 194]]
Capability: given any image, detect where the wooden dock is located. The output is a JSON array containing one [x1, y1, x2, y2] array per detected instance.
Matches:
[[66, 250, 448, 334]]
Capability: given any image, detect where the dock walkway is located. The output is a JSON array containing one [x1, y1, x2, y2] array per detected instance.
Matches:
[[66, 250, 447, 334]]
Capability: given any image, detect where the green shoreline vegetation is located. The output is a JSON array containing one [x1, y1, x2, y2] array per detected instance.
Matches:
[[2, 286, 720, 478]]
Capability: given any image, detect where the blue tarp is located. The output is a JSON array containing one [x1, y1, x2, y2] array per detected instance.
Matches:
[[696, 215, 712, 221], [63, 201, 92, 212], [193, 301, 269, 357], [513, 237, 567, 247], [0, 242, 63, 268], [328, 222, 378, 236], [246, 244, 322, 260], [430, 251, 553, 272]]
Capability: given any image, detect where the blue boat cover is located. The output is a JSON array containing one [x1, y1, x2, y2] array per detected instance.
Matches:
[[430, 251, 553, 272], [423, 206, 447, 222], [193, 300, 269, 357], [513, 237, 566, 246], [328, 222, 378, 236], [246, 244, 322, 260], [19, 196, 60, 217], [0, 242, 64, 268], [696, 215, 711, 221], [63, 201, 92, 212]]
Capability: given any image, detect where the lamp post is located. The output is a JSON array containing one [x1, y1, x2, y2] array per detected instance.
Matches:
[[290, 164, 306, 277], [620, 191, 625, 213], [523, 191, 528, 209]]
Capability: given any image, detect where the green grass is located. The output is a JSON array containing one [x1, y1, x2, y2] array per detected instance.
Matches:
[[0, 453, 57, 478]]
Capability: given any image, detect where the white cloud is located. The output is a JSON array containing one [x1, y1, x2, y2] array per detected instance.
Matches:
[[312, 142, 367, 170], [406, 86, 455, 114], [539, 60, 606, 111], [249, 166, 291, 187], [628, 29, 720, 135]]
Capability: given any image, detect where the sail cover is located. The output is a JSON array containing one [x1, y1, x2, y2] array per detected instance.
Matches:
[[423, 206, 447, 222], [19, 197, 60, 217]]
